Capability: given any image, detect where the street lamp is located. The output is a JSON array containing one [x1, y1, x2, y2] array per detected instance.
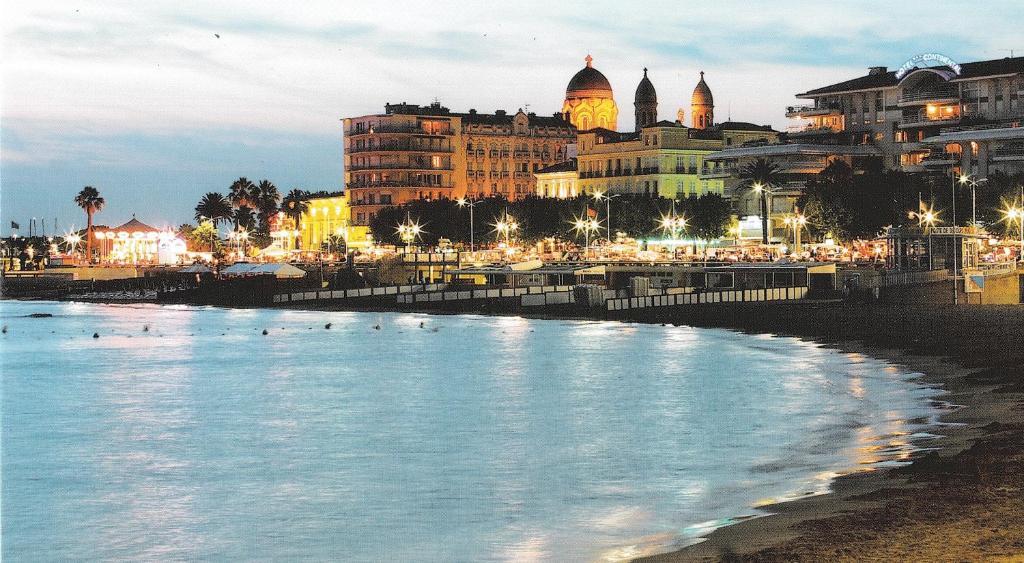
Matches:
[[591, 190, 619, 242], [456, 197, 479, 252], [492, 211, 518, 246], [572, 215, 600, 256], [909, 207, 940, 269], [782, 212, 808, 255], [751, 181, 777, 248], [1004, 205, 1024, 261], [958, 174, 988, 227], [396, 214, 423, 251], [659, 208, 688, 259]]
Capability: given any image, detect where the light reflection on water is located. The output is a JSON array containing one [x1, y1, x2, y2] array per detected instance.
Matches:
[[1, 301, 946, 562]]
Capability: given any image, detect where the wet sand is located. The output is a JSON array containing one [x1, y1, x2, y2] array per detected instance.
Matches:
[[639, 302, 1024, 562]]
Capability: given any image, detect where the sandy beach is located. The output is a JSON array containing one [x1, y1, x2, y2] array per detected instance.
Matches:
[[638, 302, 1024, 562]]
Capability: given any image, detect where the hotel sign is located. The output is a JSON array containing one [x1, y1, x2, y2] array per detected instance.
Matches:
[[895, 53, 962, 80]]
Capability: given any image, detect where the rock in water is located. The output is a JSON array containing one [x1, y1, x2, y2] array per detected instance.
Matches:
[[262, 329, 269, 335], [325, 323, 332, 329], [28, 313, 53, 318], [92, 333, 99, 339]]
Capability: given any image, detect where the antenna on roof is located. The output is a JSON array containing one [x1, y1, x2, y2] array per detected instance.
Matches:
[[524, 103, 530, 113], [728, 101, 732, 122]]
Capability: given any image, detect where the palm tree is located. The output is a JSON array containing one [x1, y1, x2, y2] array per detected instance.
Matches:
[[232, 205, 257, 231], [194, 192, 232, 252], [194, 192, 233, 225], [738, 158, 784, 244], [228, 177, 257, 209], [74, 186, 105, 261], [281, 189, 310, 248], [253, 179, 281, 232]]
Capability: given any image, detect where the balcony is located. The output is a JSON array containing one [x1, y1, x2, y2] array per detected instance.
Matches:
[[993, 143, 1024, 161], [348, 144, 454, 154], [786, 123, 843, 137], [899, 109, 961, 128], [513, 150, 530, 158], [348, 181, 454, 189], [785, 103, 842, 118], [348, 163, 454, 172], [700, 166, 736, 179], [898, 87, 959, 106], [921, 150, 961, 167], [347, 124, 453, 136]]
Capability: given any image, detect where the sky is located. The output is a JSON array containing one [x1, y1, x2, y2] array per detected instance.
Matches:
[[2, 0, 1021, 233]]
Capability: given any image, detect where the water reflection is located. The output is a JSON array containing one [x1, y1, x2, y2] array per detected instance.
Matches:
[[1, 302, 945, 562]]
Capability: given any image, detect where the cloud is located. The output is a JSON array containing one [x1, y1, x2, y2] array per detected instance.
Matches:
[[1, 0, 1017, 227]]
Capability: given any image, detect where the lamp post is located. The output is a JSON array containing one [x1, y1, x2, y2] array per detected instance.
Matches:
[[909, 207, 939, 270], [951, 172, 958, 305], [782, 212, 807, 255], [752, 182, 776, 252], [659, 205, 688, 260], [397, 213, 422, 253], [1005, 201, 1024, 262], [592, 190, 619, 242], [456, 198, 478, 252], [573, 216, 600, 256], [958, 174, 988, 227], [492, 211, 519, 249]]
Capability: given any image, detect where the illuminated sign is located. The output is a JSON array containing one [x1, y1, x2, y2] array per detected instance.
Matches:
[[895, 53, 962, 80]]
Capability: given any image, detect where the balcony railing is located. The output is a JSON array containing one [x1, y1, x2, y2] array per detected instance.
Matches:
[[785, 103, 842, 117], [349, 144, 453, 154], [349, 181, 454, 189], [898, 87, 959, 104], [347, 125, 453, 136], [993, 145, 1024, 160], [348, 163, 454, 171]]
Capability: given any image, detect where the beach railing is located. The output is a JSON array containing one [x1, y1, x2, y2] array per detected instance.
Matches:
[[395, 284, 577, 306], [606, 286, 809, 312], [273, 283, 447, 304]]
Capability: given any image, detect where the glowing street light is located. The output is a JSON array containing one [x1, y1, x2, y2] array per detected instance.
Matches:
[[591, 190, 619, 242], [492, 211, 518, 246], [751, 181, 776, 246], [396, 214, 423, 251], [909, 206, 941, 269], [456, 197, 479, 252], [1003, 204, 1024, 260], [958, 173, 988, 227], [572, 215, 601, 255], [782, 212, 808, 254]]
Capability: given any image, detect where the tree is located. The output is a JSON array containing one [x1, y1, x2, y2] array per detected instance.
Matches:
[[738, 158, 784, 244], [74, 186, 105, 261], [281, 189, 310, 249], [228, 177, 257, 209], [187, 221, 220, 252], [194, 192, 233, 226], [253, 179, 281, 233], [798, 161, 855, 241], [682, 193, 732, 247], [232, 205, 257, 231]]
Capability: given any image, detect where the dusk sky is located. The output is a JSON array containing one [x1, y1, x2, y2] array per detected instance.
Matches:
[[2, 0, 1021, 233]]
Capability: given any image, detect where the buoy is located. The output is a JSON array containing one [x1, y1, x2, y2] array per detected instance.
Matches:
[[262, 329, 268, 335], [373, 324, 380, 330], [93, 332, 99, 338], [1, 325, 7, 334], [325, 323, 332, 329], [143, 324, 149, 332], [419, 322, 424, 328]]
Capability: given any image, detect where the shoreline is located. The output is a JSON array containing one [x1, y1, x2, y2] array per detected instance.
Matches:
[[635, 302, 1024, 561], [6, 297, 1022, 560]]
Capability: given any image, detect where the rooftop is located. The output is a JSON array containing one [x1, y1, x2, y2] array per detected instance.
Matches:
[[798, 56, 1024, 97]]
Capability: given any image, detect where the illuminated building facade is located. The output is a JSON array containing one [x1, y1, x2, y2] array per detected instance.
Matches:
[[298, 193, 370, 250], [562, 55, 618, 131], [534, 159, 578, 198], [344, 103, 575, 225], [784, 55, 1024, 176], [92, 217, 186, 265]]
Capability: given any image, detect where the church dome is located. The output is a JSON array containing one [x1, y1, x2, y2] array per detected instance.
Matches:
[[634, 68, 656, 103], [692, 71, 713, 106], [566, 55, 613, 98]]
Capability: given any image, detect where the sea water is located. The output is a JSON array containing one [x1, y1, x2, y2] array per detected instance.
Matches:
[[0, 301, 946, 561]]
